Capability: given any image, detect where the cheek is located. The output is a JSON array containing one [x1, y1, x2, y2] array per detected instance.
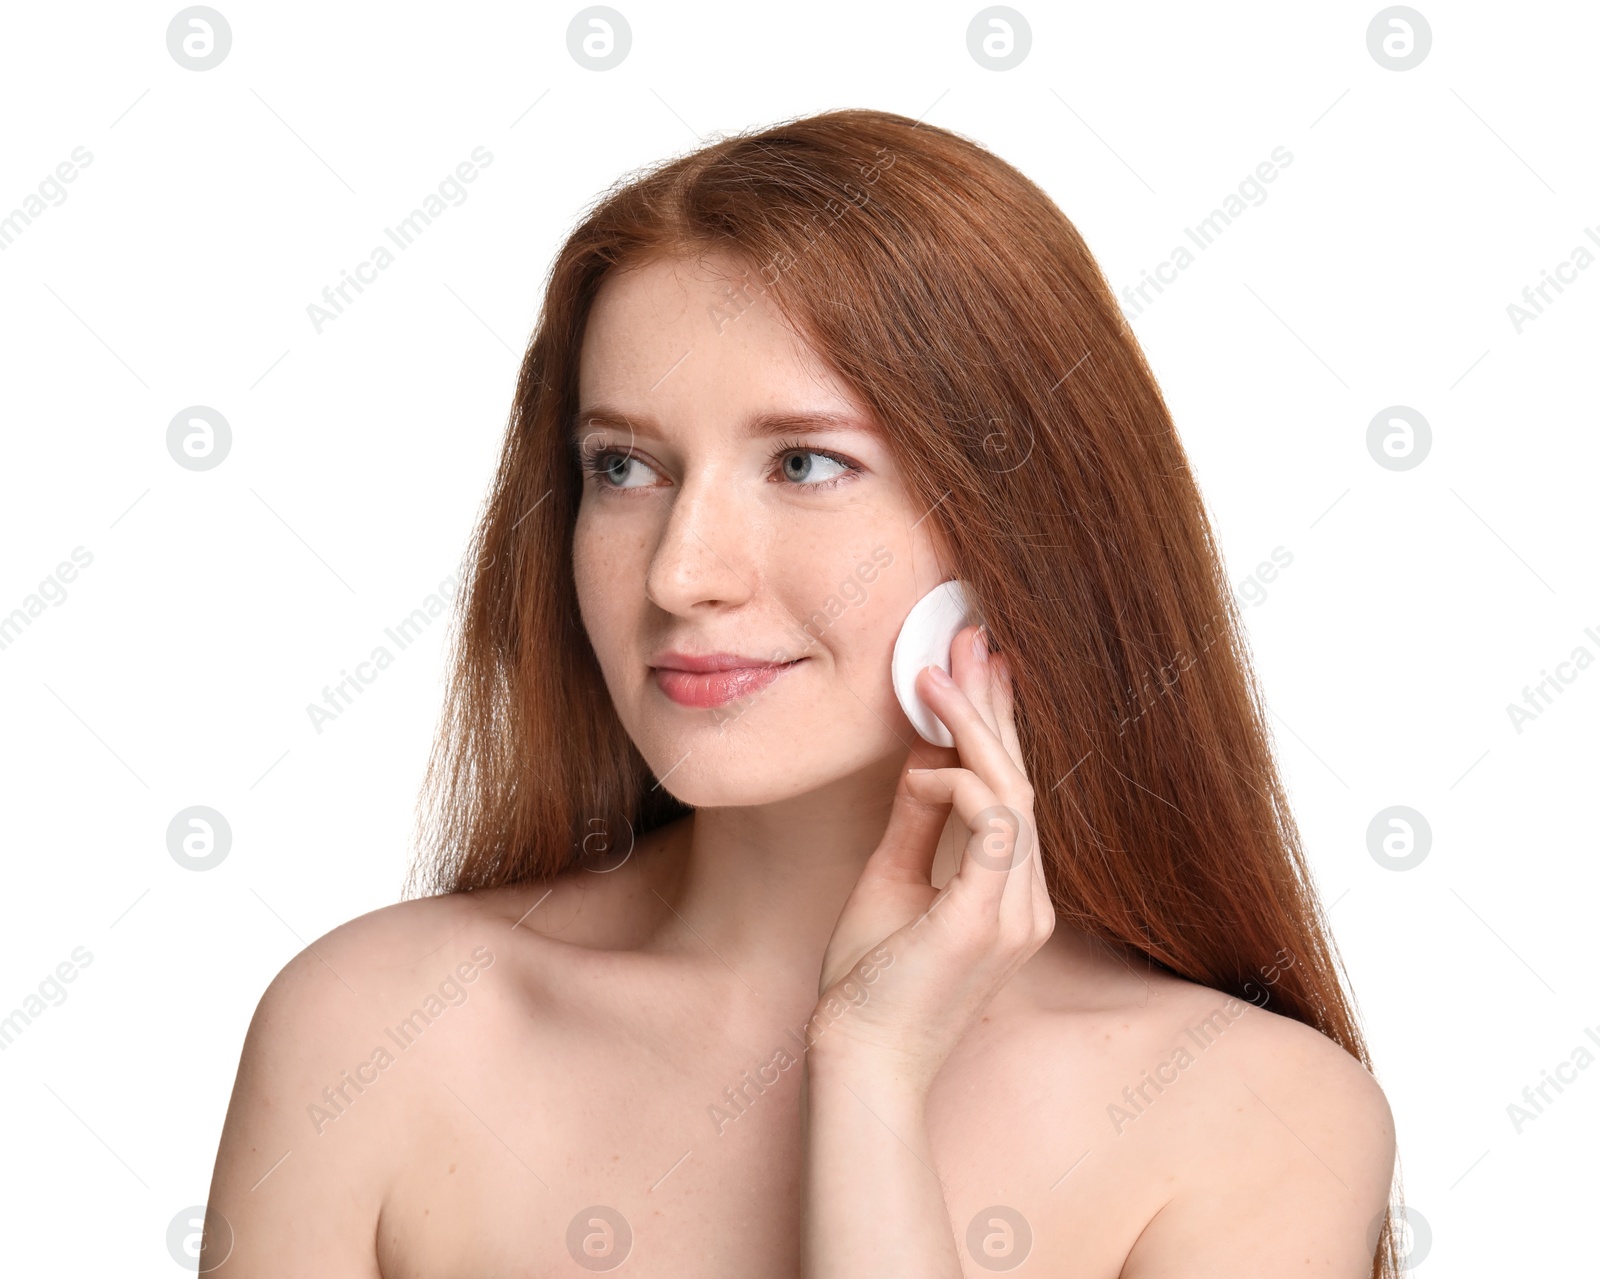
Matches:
[[806, 529, 955, 721], [789, 547, 921, 687], [573, 512, 640, 666]]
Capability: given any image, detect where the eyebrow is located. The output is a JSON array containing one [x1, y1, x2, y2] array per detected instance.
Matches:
[[568, 405, 876, 447]]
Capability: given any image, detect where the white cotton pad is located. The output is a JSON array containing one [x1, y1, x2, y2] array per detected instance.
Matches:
[[891, 579, 977, 748]]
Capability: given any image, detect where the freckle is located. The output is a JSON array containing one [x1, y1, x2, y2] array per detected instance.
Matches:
[[424, 1208, 430, 1216], [448, 1163, 457, 1173]]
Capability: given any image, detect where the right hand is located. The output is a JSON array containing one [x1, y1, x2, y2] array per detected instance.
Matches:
[[810, 627, 1054, 1096]]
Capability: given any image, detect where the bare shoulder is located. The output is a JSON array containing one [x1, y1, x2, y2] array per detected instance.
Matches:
[[202, 890, 509, 1276], [1118, 977, 1395, 1277], [241, 889, 515, 1051]]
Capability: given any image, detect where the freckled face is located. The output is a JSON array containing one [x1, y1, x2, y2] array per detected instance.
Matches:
[[571, 253, 952, 806]]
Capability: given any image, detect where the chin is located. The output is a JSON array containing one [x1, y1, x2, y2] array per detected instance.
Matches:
[[630, 707, 905, 809], [653, 762, 827, 809]]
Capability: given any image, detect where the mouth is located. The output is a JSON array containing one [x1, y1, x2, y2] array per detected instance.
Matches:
[[649, 653, 807, 709]]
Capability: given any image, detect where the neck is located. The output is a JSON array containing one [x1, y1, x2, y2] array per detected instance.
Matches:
[[647, 746, 923, 997], [632, 750, 1102, 1026]]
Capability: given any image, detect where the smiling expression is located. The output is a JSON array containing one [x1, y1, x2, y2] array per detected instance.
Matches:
[[571, 251, 955, 806]]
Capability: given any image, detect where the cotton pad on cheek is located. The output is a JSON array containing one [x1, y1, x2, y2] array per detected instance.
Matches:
[[890, 579, 976, 747]]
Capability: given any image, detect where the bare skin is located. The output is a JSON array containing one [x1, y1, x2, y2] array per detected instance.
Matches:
[[203, 251, 1395, 1276]]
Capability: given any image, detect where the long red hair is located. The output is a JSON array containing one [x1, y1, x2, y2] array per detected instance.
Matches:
[[404, 107, 1401, 1277]]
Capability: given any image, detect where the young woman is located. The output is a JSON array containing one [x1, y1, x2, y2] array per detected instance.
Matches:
[[205, 108, 1404, 1277]]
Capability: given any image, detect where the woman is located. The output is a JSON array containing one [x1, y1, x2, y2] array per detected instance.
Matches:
[[205, 107, 1404, 1277]]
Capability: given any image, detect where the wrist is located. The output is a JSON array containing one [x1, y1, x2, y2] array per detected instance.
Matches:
[[804, 1032, 936, 1106], [805, 1055, 932, 1136]]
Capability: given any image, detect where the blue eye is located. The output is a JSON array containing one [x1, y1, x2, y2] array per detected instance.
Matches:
[[577, 438, 862, 494], [777, 449, 850, 485], [581, 448, 660, 489], [770, 438, 860, 490]]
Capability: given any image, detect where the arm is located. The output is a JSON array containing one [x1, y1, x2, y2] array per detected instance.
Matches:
[[201, 943, 386, 1276], [1120, 1013, 1398, 1278], [800, 1021, 964, 1277], [802, 629, 1053, 1276]]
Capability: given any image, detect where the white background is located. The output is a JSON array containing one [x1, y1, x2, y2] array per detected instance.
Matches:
[[1, 0, 1594, 1273]]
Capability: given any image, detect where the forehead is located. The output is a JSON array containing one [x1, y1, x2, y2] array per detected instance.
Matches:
[[577, 253, 865, 422]]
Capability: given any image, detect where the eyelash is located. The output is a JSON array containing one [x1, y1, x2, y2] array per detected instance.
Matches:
[[577, 437, 862, 494]]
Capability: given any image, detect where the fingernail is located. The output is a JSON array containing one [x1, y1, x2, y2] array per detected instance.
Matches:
[[973, 627, 988, 664], [929, 664, 953, 686]]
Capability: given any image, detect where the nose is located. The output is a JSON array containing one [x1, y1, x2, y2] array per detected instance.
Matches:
[[643, 473, 757, 616]]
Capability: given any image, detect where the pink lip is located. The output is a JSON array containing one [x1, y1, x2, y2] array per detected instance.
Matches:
[[650, 652, 804, 709]]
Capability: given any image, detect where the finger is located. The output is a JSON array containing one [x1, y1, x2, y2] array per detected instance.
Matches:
[[903, 767, 1017, 911], [903, 766, 999, 835], [981, 799, 1047, 947], [915, 663, 1030, 806], [961, 651, 1039, 921], [864, 756, 962, 886], [948, 623, 1000, 738], [990, 651, 1024, 772], [931, 653, 1044, 925], [907, 768, 1049, 950]]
